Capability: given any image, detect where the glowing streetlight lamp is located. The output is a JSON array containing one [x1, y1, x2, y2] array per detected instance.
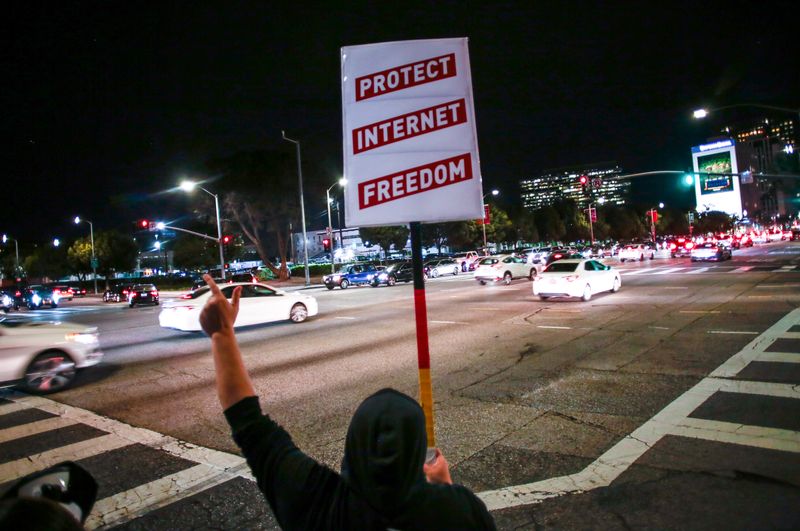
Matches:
[[180, 180, 226, 280], [326, 177, 348, 273], [481, 189, 500, 250], [74, 216, 98, 294]]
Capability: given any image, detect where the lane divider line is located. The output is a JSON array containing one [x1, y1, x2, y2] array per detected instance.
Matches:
[[707, 330, 759, 335]]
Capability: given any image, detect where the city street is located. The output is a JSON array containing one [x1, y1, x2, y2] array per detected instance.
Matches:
[[2, 242, 799, 529]]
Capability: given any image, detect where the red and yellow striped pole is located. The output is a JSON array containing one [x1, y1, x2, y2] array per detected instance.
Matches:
[[410, 222, 435, 448]]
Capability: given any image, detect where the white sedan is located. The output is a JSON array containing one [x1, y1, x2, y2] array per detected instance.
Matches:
[[533, 259, 621, 301], [474, 254, 541, 285], [0, 317, 103, 393], [159, 282, 318, 332], [618, 243, 654, 262]]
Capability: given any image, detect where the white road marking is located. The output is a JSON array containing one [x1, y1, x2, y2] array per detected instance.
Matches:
[[648, 326, 670, 330], [774, 265, 796, 272], [333, 316, 357, 320], [662, 286, 689, 290], [478, 307, 800, 511], [680, 310, 720, 314], [652, 267, 686, 275], [707, 330, 759, 335], [537, 325, 572, 330], [0, 433, 132, 483], [0, 416, 78, 443], [750, 351, 800, 364], [687, 267, 712, 274], [430, 320, 467, 325], [756, 284, 799, 288], [467, 307, 501, 311], [731, 266, 755, 273], [672, 417, 800, 453], [87, 462, 251, 529], [1, 392, 252, 527]]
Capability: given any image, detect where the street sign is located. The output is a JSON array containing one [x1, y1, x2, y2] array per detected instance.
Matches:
[[90, 258, 99, 269], [687, 212, 695, 224], [590, 207, 597, 223], [341, 38, 483, 227]]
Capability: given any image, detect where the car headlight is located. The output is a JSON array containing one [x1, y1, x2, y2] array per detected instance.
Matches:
[[1, 294, 10, 305], [66, 332, 99, 345], [378, 273, 388, 280], [32, 294, 42, 304]]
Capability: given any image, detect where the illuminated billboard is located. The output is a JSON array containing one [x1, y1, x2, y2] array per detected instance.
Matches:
[[691, 139, 742, 217]]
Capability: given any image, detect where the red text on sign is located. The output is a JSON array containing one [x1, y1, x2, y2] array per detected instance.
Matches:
[[352, 99, 467, 154], [355, 53, 456, 101], [358, 153, 473, 209]]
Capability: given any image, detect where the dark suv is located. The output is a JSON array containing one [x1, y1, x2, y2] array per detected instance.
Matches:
[[104, 284, 134, 303], [371, 261, 414, 287], [127, 284, 160, 307]]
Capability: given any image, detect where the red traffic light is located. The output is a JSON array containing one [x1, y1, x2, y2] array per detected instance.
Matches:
[[221, 235, 232, 244], [139, 220, 149, 229], [322, 238, 331, 251], [579, 175, 588, 185]]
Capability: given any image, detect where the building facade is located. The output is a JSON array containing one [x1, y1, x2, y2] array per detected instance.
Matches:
[[520, 162, 630, 211]]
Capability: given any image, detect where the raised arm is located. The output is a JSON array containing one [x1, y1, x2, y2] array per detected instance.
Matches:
[[199, 274, 255, 409]]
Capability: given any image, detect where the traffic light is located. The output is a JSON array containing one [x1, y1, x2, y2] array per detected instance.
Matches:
[[139, 220, 149, 230], [322, 238, 331, 252], [579, 175, 588, 193], [221, 235, 232, 245]]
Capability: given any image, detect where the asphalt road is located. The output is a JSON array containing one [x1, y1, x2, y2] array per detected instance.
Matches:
[[1, 242, 799, 529]]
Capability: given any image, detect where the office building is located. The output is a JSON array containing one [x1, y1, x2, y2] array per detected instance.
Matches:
[[520, 162, 629, 211]]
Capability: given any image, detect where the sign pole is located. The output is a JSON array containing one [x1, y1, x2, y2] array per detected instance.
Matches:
[[410, 221, 436, 453]]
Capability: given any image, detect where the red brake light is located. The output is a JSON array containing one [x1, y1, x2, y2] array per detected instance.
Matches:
[[150, 290, 158, 296], [15, 291, 21, 297], [180, 293, 193, 299], [685, 242, 695, 249], [669, 243, 677, 250]]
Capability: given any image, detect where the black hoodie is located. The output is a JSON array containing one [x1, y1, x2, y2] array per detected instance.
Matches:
[[225, 389, 496, 530]]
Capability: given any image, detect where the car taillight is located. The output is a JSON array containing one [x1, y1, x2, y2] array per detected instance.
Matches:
[[150, 290, 158, 296], [54, 289, 61, 294], [15, 291, 21, 297], [564, 275, 579, 282], [122, 290, 128, 295], [180, 293, 193, 299], [669, 243, 677, 250], [686, 242, 695, 249]]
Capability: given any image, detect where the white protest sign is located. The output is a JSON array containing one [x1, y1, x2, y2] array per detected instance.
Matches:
[[341, 38, 483, 227]]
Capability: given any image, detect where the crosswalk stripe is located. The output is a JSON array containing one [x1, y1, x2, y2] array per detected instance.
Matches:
[[652, 267, 686, 275], [671, 417, 800, 453], [87, 463, 249, 529], [774, 265, 796, 272], [0, 433, 132, 483], [731, 266, 754, 273], [0, 416, 78, 443], [688, 267, 712, 274], [752, 351, 800, 364]]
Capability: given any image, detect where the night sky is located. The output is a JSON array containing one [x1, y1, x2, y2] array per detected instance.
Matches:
[[4, 1, 799, 243]]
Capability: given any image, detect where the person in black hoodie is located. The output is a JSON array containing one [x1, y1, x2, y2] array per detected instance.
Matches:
[[199, 275, 496, 530]]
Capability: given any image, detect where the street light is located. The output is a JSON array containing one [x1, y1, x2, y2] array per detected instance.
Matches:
[[326, 177, 348, 273], [74, 216, 98, 294], [180, 180, 226, 280], [1, 234, 20, 276], [693, 103, 799, 121], [481, 189, 499, 251], [282, 131, 310, 286]]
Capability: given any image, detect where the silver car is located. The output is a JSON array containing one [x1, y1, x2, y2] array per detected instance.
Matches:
[[0, 317, 103, 393]]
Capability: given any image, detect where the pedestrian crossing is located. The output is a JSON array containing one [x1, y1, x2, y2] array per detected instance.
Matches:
[[619, 264, 800, 276], [478, 307, 800, 511], [0, 393, 257, 529]]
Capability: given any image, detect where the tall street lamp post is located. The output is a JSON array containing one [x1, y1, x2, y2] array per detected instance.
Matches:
[[180, 180, 226, 280], [73, 217, 98, 294], [693, 103, 799, 122], [1, 234, 20, 277], [481, 189, 499, 251], [282, 131, 310, 286], [326, 178, 348, 273]]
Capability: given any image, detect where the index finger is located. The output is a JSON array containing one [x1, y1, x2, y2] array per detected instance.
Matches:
[[204, 274, 222, 296]]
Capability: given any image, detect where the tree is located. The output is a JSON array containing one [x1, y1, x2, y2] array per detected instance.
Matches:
[[483, 206, 515, 247], [514, 208, 540, 245], [695, 210, 735, 234], [67, 238, 93, 281], [95, 230, 139, 279], [172, 234, 219, 271], [358, 225, 409, 260], [23, 245, 69, 282], [207, 150, 297, 281], [535, 206, 566, 242]]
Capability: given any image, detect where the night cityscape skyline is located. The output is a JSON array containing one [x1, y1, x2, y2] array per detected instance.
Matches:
[[3, 1, 798, 244]]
